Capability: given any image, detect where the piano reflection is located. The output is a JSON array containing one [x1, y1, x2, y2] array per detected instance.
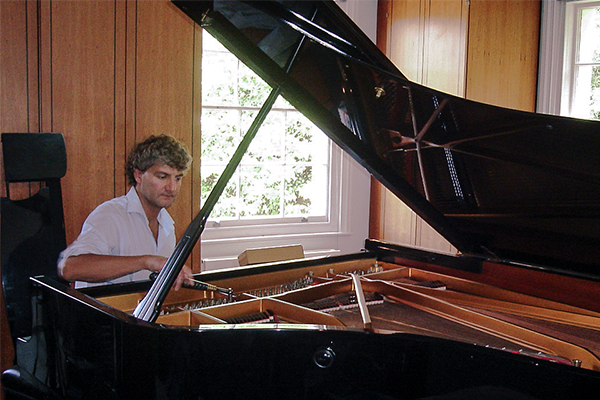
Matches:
[[2, 1, 600, 399]]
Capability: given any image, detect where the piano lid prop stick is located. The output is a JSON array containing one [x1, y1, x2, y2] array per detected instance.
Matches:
[[133, 88, 280, 322], [133, 18, 311, 322]]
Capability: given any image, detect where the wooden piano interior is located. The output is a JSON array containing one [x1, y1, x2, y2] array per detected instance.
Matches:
[[95, 257, 600, 372]]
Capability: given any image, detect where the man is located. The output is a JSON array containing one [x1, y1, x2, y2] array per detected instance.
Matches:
[[58, 135, 193, 290]]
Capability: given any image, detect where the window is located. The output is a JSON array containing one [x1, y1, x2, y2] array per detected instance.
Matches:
[[199, 32, 371, 271], [562, 1, 600, 119], [201, 33, 332, 227], [538, 0, 600, 120]]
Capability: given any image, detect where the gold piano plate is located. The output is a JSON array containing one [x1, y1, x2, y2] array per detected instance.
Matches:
[[97, 258, 600, 371]]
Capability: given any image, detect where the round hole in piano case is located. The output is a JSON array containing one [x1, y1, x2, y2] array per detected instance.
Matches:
[[313, 347, 336, 369]]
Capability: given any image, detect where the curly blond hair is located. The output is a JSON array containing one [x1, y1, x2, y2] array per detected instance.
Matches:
[[125, 135, 192, 186]]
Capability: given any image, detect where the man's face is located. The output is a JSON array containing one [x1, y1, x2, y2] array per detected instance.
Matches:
[[134, 164, 185, 212]]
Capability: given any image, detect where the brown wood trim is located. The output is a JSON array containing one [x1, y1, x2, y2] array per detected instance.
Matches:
[[368, 177, 382, 239], [26, 0, 40, 133], [124, 0, 137, 195], [376, 0, 391, 54], [38, 0, 52, 132], [114, 0, 127, 196]]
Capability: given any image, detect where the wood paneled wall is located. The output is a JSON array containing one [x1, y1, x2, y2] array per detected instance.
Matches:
[[1, 0, 202, 387], [466, 0, 540, 110], [1, 0, 202, 261], [371, 0, 541, 252]]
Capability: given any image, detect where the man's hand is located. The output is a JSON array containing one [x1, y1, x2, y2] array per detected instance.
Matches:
[[145, 256, 193, 291], [174, 265, 193, 291]]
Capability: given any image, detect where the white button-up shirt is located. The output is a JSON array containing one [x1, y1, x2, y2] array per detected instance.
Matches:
[[58, 187, 176, 287]]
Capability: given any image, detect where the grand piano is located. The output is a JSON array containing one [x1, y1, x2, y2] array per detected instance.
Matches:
[[2, 1, 600, 399]]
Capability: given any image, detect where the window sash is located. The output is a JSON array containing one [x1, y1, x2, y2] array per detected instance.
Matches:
[[561, 1, 600, 119], [201, 33, 334, 227], [201, 143, 344, 240]]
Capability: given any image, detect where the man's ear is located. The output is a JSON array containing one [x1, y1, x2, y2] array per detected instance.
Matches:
[[133, 168, 143, 185]]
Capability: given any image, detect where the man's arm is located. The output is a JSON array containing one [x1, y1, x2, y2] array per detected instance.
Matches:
[[60, 254, 192, 290]]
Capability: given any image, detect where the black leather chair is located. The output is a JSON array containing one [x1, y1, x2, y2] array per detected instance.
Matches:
[[1, 133, 67, 400]]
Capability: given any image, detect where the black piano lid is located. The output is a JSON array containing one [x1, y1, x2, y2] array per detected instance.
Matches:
[[173, 0, 600, 280]]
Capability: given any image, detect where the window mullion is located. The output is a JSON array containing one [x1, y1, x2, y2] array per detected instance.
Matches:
[[236, 109, 242, 221], [281, 110, 288, 218]]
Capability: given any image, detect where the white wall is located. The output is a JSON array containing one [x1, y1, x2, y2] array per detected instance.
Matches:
[[336, 0, 378, 41]]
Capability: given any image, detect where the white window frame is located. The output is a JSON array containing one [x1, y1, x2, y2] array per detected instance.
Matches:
[[199, 0, 377, 271], [538, 0, 600, 117], [200, 140, 342, 239], [200, 99, 335, 231]]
